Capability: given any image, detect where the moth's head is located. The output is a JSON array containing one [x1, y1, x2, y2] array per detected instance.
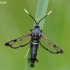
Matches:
[[34, 23, 40, 28]]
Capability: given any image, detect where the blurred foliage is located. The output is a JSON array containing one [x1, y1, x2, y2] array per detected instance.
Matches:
[[0, 0, 70, 70]]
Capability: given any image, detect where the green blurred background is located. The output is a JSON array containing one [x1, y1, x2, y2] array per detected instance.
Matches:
[[0, 0, 70, 70]]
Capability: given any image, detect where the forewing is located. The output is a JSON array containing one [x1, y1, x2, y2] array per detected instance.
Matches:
[[40, 33, 63, 54], [5, 32, 31, 49]]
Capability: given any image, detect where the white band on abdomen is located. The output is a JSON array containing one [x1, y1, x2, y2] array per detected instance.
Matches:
[[32, 42, 38, 44]]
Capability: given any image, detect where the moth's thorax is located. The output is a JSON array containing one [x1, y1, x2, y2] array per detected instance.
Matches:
[[32, 27, 40, 35], [31, 27, 41, 39]]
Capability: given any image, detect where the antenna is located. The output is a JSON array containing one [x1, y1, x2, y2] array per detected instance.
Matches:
[[38, 10, 54, 24], [22, 8, 37, 24]]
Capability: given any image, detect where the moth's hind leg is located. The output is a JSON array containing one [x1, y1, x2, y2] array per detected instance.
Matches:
[[36, 58, 38, 62], [28, 58, 34, 67], [28, 58, 31, 61]]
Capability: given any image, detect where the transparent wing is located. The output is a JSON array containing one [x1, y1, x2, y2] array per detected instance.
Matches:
[[5, 32, 31, 49], [40, 33, 63, 54]]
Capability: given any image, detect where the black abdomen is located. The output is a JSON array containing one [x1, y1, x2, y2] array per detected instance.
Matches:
[[30, 40, 39, 63]]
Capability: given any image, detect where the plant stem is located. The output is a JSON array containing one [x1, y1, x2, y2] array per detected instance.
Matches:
[[35, 0, 49, 30], [24, 0, 49, 70]]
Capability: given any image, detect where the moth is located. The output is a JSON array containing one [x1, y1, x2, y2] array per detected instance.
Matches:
[[5, 9, 63, 67]]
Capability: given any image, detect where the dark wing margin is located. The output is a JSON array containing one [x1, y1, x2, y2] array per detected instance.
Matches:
[[40, 33, 63, 54], [5, 32, 32, 49]]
